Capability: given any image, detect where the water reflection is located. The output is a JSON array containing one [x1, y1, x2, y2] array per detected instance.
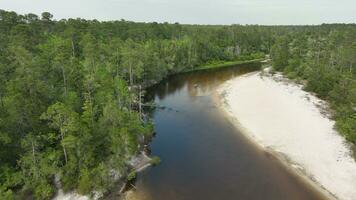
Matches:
[[148, 63, 260, 101]]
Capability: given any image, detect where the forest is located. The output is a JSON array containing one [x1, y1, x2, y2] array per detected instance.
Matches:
[[0, 10, 355, 199]]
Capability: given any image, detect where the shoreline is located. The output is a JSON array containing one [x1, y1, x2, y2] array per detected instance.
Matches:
[[181, 58, 265, 73], [214, 71, 356, 200], [142, 58, 264, 88], [52, 152, 152, 200], [213, 82, 335, 200]]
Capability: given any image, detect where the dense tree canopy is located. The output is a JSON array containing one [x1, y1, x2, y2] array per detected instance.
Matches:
[[0, 10, 355, 199]]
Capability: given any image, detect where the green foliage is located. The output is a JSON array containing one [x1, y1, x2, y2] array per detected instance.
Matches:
[[127, 171, 136, 182], [271, 36, 290, 71], [77, 169, 92, 195], [0, 9, 160, 198], [336, 109, 356, 142], [0, 187, 14, 200], [305, 65, 338, 98], [150, 156, 161, 166], [191, 58, 264, 72], [33, 182, 54, 200]]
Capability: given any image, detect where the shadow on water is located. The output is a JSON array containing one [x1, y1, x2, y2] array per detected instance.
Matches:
[[124, 64, 326, 200]]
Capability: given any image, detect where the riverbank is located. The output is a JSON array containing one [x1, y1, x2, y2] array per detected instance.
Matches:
[[216, 71, 356, 200], [182, 58, 265, 73], [141, 58, 264, 89], [52, 153, 152, 200]]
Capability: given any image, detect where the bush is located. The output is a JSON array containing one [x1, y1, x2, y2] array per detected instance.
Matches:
[[61, 172, 78, 192], [127, 171, 136, 182], [149, 156, 161, 166], [34, 182, 54, 200], [335, 106, 356, 144], [91, 163, 112, 192], [78, 169, 92, 195], [0, 187, 14, 200]]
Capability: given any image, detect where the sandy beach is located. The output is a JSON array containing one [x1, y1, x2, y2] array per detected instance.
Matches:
[[217, 71, 356, 200]]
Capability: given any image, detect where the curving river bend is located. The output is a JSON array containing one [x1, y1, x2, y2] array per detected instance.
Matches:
[[125, 64, 326, 200]]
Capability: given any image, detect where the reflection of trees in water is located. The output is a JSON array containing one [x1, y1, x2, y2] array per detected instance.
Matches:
[[153, 75, 187, 100], [186, 64, 260, 97], [121, 189, 153, 200], [148, 63, 260, 100]]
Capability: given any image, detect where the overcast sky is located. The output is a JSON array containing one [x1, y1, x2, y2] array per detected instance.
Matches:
[[0, 0, 355, 25]]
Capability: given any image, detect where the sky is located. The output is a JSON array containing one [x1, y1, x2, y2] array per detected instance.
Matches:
[[0, 0, 355, 25]]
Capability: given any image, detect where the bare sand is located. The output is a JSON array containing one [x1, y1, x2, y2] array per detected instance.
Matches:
[[217, 71, 356, 200], [52, 190, 89, 200]]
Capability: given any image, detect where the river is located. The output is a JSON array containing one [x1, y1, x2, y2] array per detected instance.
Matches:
[[125, 64, 326, 200]]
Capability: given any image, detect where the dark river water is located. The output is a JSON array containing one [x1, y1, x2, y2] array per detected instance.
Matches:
[[128, 64, 326, 200]]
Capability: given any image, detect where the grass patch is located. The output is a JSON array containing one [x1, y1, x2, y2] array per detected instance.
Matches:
[[149, 156, 161, 166], [184, 58, 265, 73], [127, 171, 137, 182]]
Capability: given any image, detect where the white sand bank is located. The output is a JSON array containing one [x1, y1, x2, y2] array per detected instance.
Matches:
[[52, 190, 89, 200], [217, 72, 356, 200]]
